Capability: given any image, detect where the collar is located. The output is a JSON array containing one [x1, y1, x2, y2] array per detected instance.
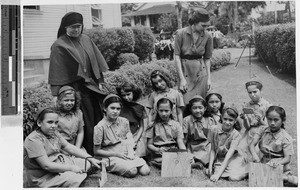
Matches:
[[104, 116, 120, 127], [265, 127, 282, 139], [160, 119, 173, 126], [191, 115, 204, 123], [217, 125, 234, 135], [213, 111, 221, 117], [187, 26, 205, 37], [249, 97, 264, 106]]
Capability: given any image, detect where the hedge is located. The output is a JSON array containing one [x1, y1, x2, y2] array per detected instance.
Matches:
[[131, 26, 155, 61], [85, 26, 155, 70], [117, 53, 139, 66], [23, 49, 231, 138], [254, 23, 295, 73]]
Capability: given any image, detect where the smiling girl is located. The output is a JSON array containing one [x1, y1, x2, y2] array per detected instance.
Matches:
[[183, 95, 214, 169], [205, 105, 245, 182]]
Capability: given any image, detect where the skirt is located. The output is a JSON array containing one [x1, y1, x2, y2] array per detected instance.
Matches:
[[181, 59, 208, 104]]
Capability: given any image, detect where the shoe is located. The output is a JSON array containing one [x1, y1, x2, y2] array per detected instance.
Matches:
[[191, 162, 204, 170]]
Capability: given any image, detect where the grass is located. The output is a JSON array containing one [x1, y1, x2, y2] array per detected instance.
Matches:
[[81, 49, 297, 187]]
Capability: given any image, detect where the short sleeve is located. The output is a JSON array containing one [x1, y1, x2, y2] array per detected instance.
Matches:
[[174, 29, 182, 55], [203, 34, 213, 59], [78, 110, 85, 127], [175, 122, 184, 139], [145, 123, 154, 139], [94, 125, 104, 145], [24, 137, 47, 159], [282, 134, 294, 156]]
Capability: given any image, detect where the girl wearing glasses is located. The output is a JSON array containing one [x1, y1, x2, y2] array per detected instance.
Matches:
[[174, 8, 213, 104]]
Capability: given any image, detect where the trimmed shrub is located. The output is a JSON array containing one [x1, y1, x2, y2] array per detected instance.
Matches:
[[254, 23, 295, 73], [117, 53, 139, 66], [131, 26, 155, 61], [23, 82, 54, 140], [210, 49, 232, 70], [85, 27, 135, 70]]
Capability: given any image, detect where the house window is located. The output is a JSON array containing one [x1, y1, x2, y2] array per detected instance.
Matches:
[[23, 6, 40, 10], [91, 4, 102, 27], [23, 5, 42, 15]]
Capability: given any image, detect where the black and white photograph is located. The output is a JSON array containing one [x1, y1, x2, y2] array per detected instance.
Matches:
[[0, 0, 298, 188]]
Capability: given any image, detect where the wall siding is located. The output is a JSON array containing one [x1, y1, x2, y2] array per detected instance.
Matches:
[[23, 4, 92, 58]]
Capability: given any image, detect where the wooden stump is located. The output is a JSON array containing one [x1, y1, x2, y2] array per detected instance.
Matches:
[[249, 162, 283, 187], [161, 152, 191, 177]]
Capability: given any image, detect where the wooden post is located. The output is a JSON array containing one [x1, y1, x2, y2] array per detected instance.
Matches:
[[249, 162, 283, 187], [161, 152, 191, 177]]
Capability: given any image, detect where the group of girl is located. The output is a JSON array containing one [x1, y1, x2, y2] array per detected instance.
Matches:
[[24, 70, 297, 187]]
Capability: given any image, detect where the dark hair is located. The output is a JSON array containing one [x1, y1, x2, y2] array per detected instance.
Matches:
[[32, 107, 57, 131], [222, 107, 241, 131], [116, 82, 142, 102], [184, 97, 207, 117], [150, 70, 172, 91], [245, 81, 263, 90], [57, 88, 81, 114], [103, 95, 122, 114], [203, 93, 225, 119], [266, 106, 286, 129], [188, 8, 210, 25], [154, 97, 174, 122]]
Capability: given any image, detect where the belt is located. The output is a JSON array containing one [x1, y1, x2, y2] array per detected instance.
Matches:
[[181, 54, 202, 60]]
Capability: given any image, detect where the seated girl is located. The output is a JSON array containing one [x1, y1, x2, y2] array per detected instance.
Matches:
[[205, 105, 245, 182], [23, 107, 101, 188], [250, 106, 297, 186], [146, 97, 186, 168], [183, 95, 214, 169], [93, 94, 150, 178], [204, 91, 225, 125]]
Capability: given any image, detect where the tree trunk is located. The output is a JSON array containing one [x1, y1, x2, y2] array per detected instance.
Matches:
[[287, 1, 291, 22], [176, 1, 183, 29], [233, 1, 238, 32]]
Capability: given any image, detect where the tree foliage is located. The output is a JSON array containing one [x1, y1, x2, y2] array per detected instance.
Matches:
[[121, 3, 138, 26]]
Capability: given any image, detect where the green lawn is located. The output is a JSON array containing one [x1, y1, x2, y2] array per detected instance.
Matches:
[[81, 49, 297, 187]]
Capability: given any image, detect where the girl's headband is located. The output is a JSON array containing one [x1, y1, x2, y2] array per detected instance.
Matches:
[[58, 85, 75, 95], [189, 95, 205, 103], [223, 105, 239, 116], [103, 94, 121, 105]]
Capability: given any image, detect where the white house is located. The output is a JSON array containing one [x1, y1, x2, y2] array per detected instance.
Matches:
[[23, 4, 121, 86]]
